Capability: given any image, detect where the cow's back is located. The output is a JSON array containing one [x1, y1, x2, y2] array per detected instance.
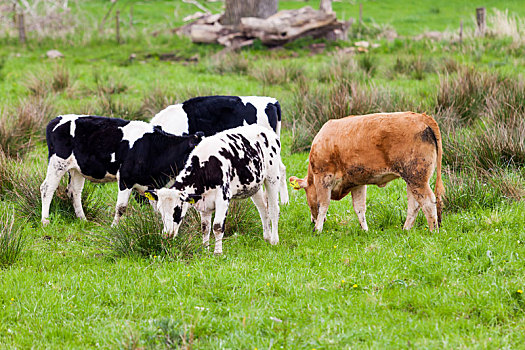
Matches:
[[151, 95, 281, 137], [309, 112, 439, 197]]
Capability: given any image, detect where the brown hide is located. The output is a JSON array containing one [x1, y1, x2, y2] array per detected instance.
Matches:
[[290, 111, 444, 230]]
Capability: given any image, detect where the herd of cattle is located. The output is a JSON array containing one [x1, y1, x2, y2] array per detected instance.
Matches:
[[40, 95, 443, 254]]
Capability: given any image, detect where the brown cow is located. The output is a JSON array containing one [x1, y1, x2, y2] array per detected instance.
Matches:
[[289, 112, 444, 232]]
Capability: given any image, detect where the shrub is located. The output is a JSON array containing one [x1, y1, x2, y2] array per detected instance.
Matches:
[[0, 210, 25, 268]]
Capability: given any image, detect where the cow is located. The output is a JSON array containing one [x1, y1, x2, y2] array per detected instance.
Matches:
[[146, 124, 284, 255], [151, 95, 282, 138], [40, 115, 203, 226], [289, 112, 444, 232], [151, 95, 287, 205], [40, 95, 288, 226]]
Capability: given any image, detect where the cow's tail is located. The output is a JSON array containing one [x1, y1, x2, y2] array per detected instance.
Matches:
[[422, 113, 444, 226]]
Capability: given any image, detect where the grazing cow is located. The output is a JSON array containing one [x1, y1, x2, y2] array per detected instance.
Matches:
[[289, 112, 444, 232], [146, 125, 284, 255], [151, 95, 287, 205], [40, 115, 203, 226], [151, 95, 282, 137]]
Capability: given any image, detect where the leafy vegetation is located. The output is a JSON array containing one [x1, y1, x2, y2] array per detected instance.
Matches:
[[0, 1, 524, 348]]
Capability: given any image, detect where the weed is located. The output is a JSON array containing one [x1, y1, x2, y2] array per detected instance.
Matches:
[[0, 210, 25, 268]]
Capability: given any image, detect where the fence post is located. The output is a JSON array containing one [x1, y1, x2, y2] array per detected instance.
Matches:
[[18, 13, 26, 44], [476, 7, 486, 36], [129, 6, 133, 28], [459, 19, 463, 45], [116, 10, 120, 44], [359, 3, 363, 25]]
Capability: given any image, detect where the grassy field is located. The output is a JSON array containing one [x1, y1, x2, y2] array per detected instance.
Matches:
[[1, 0, 525, 348]]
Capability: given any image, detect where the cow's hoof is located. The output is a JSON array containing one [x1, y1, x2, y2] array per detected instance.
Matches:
[[269, 238, 279, 245], [42, 218, 50, 226], [213, 250, 223, 255]]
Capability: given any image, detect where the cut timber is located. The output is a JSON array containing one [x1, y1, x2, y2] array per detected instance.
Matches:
[[179, 6, 346, 47]]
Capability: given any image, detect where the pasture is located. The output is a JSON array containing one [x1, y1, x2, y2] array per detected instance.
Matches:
[[1, 0, 525, 348]]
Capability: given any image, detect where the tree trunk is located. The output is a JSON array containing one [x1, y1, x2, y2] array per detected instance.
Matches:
[[221, 0, 278, 26], [320, 0, 333, 13]]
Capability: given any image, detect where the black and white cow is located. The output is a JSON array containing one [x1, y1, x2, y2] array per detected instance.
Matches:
[[40, 115, 203, 226], [146, 124, 284, 255], [151, 95, 281, 137], [41, 96, 288, 226]]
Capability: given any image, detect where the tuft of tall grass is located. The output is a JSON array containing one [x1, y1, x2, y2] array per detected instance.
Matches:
[[357, 54, 378, 76], [390, 55, 437, 80], [315, 52, 362, 83], [204, 52, 251, 75], [140, 86, 214, 119], [0, 96, 55, 158], [224, 199, 261, 237], [94, 94, 144, 120], [0, 210, 26, 268], [444, 168, 524, 212], [290, 79, 413, 153], [104, 204, 201, 260], [2, 160, 107, 223], [249, 61, 305, 86], [25, 65, 73, 97]]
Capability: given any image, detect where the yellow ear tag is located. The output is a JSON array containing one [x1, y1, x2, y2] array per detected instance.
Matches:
[[145, 192, 155, 201], [188, 198, 195, 204], [290, 179, 301, 190]]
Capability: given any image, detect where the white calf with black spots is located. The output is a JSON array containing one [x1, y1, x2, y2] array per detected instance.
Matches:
[[147, 125, 285, 255]]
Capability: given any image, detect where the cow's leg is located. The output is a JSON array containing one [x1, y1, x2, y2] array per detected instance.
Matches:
[[350, 185, 368, 231], [200, 211, 213, 249], [250, 188, 271, 242], [112, 188, 132, 227], [408, 183, 438, 231], [265, 181, 280, 245], [403, 186, 421, 230], [305, 185, 318, 224], [40, 158, 68, 226], [67, 169, 86, 220], [313, 174, 333, 232], [278, 160, 289, 205], [212, 199, 229, 255]]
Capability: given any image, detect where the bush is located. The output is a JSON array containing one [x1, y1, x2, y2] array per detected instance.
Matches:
[[0, 210, 25, 268]]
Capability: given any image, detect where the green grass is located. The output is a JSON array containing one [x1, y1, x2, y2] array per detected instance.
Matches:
[[1, 0, 525, 348]]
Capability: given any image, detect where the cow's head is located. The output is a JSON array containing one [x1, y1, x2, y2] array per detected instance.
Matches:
[[289, 176, 307, 190], [145, 188, 191, 237]]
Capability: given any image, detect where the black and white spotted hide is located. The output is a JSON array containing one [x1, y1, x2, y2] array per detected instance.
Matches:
[[40, 115, 202, 226], [150, 95, 288, 206], [147, 125, 285, 255]]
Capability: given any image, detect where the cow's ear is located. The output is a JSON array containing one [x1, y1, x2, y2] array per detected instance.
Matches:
[[289, 176, 307, 190], [190, 132, 204, 148], [144, 190, 158, 201]]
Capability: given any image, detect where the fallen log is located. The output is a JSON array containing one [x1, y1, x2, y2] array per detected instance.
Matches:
[[177, 6, 348, 47]]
